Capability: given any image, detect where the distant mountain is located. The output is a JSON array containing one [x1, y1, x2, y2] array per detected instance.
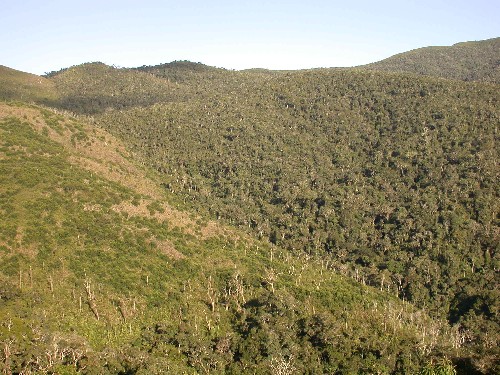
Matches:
[[361, 37, 500, 82], [135, 60, 222, 75]]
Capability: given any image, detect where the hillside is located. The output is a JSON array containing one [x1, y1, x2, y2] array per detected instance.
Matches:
[[0, 65, 59, 104], [45, 61, 499, 373], [1, 38, 499, 373], [99, 68, 499, 333], [361, 38, 500, 83], [46, 62, 184, 114], [0, 101, 465, 374]]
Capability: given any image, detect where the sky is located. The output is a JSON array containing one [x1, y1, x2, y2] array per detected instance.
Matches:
[[1, 0, 499, 75]]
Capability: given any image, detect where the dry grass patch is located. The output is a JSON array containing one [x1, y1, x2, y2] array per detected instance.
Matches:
[[0, 103, 163, 198], [150, 239, 184, 260]]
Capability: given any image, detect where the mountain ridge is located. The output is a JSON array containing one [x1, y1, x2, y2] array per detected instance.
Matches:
[[35, 36, 500, 84]]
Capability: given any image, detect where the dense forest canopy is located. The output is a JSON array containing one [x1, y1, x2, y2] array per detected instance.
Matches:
[[0, 38, 498, 373]]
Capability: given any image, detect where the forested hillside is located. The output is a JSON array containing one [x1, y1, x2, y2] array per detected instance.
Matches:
[[0, 102, 462, 374], [362, 38, 500, 83], [1, 38, 499, 373], [0, 65, 59, 104]]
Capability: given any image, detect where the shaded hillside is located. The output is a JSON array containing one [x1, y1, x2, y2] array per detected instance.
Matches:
[[0, 101, 464, 374], [361, 38, 500, 83], [0, 65, 59, 104], [49, 61, 278, 115]]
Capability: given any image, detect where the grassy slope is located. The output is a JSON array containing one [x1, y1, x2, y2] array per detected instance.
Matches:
[[0, 101, 459, 374], [361, 38, 500, 83]]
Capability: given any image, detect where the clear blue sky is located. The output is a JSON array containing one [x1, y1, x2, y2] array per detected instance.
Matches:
[[1, 0, 498, 75]]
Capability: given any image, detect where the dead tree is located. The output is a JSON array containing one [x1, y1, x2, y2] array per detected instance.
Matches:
[[84, 278, 100, 320]]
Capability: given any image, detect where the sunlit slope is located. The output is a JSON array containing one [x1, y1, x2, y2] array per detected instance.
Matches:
[[361, 37, 500, 82], [0, 101, 461, 374]]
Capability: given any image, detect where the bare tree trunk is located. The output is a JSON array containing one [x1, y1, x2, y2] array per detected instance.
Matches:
[[84, 279, 100, 320], [3, 341, 12, 375]]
